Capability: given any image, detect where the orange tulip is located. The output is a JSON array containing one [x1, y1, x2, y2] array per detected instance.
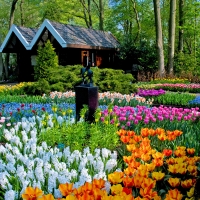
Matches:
[[81, 182, 93, 194], [157, 133, 167, 141], [163, 149, 173, 157], [155, 128, 165, 135], [168, 178, 180, 187], [127, 130, 135, 136], [151, 171, 165, 181], [186, 158, 196, 165], [173, 130, 183, 137], [92, 178, 105, 189], [124, 167, 137, 176], [139, 187, 158, 199], [93, 187, 105, 200], [108, 172, 124, 184], [122, 187, 132, 195], [116, 130, 126, 136], [133, 175, 144, 188], [167, 134, 177, 141], [187, 148, 195, 155], [141, 128, 150, 137], [165, 189, 183, 200], [37, 194, 54, 200], [123, 155, 135, 164], [148, 128, 156, 136], [123, 176, 134, 188], [166, 158, 176, 165], [59, 183, 74, 197], [141, 153, 151, 162], [174, 150, 186, 157], [120, 135, 130, 143], [22, 187, 43, 200], [141, 178, 156, 190], [78, 192, 93, 200], [133, 135, 142, 142], [152, 158, 163, 167], [181, 179, 193, 189]]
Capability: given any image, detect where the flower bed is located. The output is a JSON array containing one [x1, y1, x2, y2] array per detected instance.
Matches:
[[154, 83, 200, 93], [0, 90, 200, 200]]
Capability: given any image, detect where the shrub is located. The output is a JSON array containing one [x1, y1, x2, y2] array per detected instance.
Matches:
[[23, 79, 50, 95], [34, 40, 58, 81]]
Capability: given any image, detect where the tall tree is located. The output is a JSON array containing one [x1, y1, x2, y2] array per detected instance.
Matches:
[[168, 0, 176, 75], [92, 0, 104, 30], [79, 0, 93, 28], [130, 0, 141, 42], [4, 0, 19, 80], [178, 0, 184, 52], [153, 0, 165, 77], [9, 0, 19, 29], [20, 0, 25, 26]]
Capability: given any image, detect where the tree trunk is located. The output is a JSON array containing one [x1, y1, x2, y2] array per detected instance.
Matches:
[[178, 0, 184, 52], [4, 0, 19, 80], [9, 0, 19, 29], [20, 0, 25, 26], [0, 53, 3, 81], [80, 0, 93, 28], [99, 0, 104, 30], [131, 0, 141, 42], [153, 0, 165, 77], [88, 0, 92, 28], [168, 0, 176, 75]]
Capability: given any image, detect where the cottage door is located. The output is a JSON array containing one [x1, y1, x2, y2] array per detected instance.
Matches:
[[81, 51, 89, 66], [96, 56, 102, 67]]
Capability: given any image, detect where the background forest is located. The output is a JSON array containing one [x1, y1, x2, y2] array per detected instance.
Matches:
[[0, 0, 200, 81]]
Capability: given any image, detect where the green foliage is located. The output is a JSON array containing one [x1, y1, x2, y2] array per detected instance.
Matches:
[[174, 52, 200, 76], [24, 79, 50, 95], [94, 68, 136, 94], [34, 40, 58, 81], [38, 121, 119, 152], [151, 92, 196, 106], [43, 65, 136, 94], [48, 65, 82, 91]]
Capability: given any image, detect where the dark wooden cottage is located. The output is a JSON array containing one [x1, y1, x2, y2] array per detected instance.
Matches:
[[0, 19, 119, 82]]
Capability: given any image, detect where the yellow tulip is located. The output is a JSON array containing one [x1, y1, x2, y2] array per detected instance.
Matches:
[[151, 171, 165, 181], [110, 184, 123, 195], [187, 187, 195, 198], [168, 178, 180, 188]]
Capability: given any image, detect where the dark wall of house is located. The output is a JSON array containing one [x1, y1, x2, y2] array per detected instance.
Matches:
[[58, 48, 82, 66], [17, 51, 33, 82]]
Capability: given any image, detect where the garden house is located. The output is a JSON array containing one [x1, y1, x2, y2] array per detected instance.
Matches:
[[0, 19, 119, 82]]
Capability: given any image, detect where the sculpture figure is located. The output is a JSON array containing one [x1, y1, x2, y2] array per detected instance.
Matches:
[[81, 65, 93, 86]]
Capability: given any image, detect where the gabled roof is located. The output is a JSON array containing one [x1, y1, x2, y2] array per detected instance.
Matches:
[[49, 20, 119, 49], [30, 19, 119, 50], [0, 25, 38, 52], [0, 19, 119, 52]]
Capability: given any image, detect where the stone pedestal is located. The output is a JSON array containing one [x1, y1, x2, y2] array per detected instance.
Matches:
[[75, 85, 98, 122]]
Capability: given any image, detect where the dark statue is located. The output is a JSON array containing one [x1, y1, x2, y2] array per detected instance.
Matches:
[[81, 65, 93, 86]]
